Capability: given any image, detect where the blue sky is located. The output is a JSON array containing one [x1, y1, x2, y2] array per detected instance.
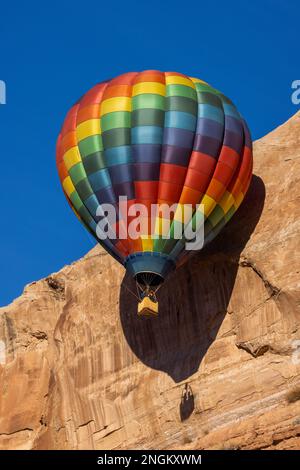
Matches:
[[0, 0, 299, 306]]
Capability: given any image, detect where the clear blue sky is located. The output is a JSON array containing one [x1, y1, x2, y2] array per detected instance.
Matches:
[[0, 0, 299, 306]]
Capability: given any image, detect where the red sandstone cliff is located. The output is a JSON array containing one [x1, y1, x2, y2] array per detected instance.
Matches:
[[0, 112, 300, 450]]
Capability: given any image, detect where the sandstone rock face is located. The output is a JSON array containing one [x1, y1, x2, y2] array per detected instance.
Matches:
[[1, 113, 300, 450]]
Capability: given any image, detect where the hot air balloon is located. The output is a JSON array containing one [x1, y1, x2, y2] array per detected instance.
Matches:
[[56, 70, 253, 315]]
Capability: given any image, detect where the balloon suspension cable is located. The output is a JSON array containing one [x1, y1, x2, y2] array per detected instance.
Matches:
[[153, 282, 163, 294], [135, 276, 161, 302], [123, 282, 141, 301], [123, 279, 161, 303], [135, 280, 146, 301]]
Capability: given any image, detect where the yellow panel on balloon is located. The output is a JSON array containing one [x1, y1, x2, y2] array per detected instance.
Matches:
[[172, 204, 184, 224], [198, 195, 216, 218], [173, 203, 194, 224], [76, 119, 101, 141], [62, 176, 75, 197], [234, 191, 244, 210], [219, 191, 235, 214], [141, 236, 153, 252], [189, 77, 209, 85], [132, 82, 166, 97], [100, 97, 131, 116], [166, 75, 196, 89], [154, 217, 172, 237], [64, 147, 81, 170]]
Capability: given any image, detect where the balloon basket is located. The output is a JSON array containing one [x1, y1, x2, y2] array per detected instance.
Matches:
[[137, 296, 158, 317]]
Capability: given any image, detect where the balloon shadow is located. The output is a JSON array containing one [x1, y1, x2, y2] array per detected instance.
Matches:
[[180, 383, 195, 421], [119, 175, 265, 382]]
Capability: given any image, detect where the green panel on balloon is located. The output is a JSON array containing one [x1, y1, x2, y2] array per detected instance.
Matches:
[[69, 163, 86, 185], [132, 109, 165, 127], [78, 135, 103, 157], [70, 191, 83, 212], [101, 112, 131, 131], [166, 85, 197, 100], [208, 205, 225, 227], [102, 128, 131, 148], [75, 178, 94, 200], [132, 94, 165, 111], [83, 152, 106, 174], [166, 97, 198, 115]]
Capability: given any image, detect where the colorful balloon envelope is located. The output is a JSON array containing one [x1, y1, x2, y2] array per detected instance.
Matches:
[[56, 70, 253, 302]]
